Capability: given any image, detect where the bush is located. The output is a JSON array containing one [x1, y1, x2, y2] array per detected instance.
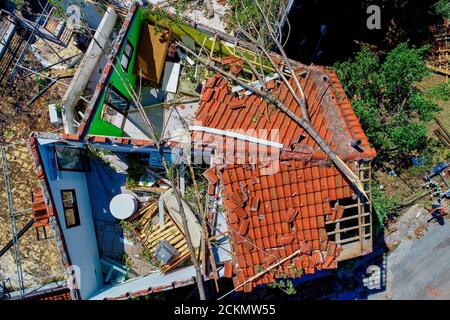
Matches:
[[334, 43, 440, 164], [435, 0, 450, 20], [427, 82, 450, 101], [371, 183, 399, 224]]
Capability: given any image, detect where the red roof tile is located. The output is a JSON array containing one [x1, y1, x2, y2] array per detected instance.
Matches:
[[26, 288, 72, 300], [203, 167, 220, 185], [32, 187, 50, 228], [195, 67, 373, 291], [223, 261, 233, 278], [238, 219, 250, 236]]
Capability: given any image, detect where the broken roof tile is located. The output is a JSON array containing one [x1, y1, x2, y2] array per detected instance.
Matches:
[[238, 219, 250, 236], [198, 68, 376, 292], [201, 88, 215, 102], [223, 261, 234, 278], [203, 167, 219, 184], [278, 235, 295, 246]]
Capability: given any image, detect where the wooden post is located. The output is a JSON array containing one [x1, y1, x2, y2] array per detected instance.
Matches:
[[335, 200, 341, 245], [446, 39, 448, 83], [357, 164, 364, 254]]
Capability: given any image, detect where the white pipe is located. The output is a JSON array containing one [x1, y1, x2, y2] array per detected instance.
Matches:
[[61, 6, 118, 134], [189, 126, 284, 149]]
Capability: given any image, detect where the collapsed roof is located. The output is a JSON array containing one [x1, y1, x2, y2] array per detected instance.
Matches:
[[25, 2, 378, 298], [194, 67, 376, 292]]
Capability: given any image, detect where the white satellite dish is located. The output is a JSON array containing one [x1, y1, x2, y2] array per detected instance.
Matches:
[[109, 194, 138, 220]]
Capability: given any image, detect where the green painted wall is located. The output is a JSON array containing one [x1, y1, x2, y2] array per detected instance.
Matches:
[[88, 9, 144, 137], [87, 6, 272, 138]]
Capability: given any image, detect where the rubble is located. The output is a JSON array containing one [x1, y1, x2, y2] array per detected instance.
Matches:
[[0, 1, 392, 301]]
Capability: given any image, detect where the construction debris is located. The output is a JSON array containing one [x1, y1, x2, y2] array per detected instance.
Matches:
[[6, 0, 447, 303]]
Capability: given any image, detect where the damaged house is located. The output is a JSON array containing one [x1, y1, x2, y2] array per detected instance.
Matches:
[[27, 3, 376, 300]]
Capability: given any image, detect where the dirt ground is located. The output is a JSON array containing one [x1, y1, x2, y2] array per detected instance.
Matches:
[[375, 72, 450, 215], [0, 143, 66, 290], [0, 52, 68, 290], [420, 73, 450, 134]]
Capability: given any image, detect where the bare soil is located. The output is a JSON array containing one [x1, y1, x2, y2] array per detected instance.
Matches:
[[0, 52, 67, 290]]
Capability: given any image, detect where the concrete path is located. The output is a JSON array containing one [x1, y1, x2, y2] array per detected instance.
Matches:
[[369, 217, 450, 300]]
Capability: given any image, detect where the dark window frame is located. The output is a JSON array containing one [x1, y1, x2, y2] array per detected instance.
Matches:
[[60, 189, 80, 229], [120, 41, 134, 72], [54, 144, 91, 172], [104, 85, 131, 115]]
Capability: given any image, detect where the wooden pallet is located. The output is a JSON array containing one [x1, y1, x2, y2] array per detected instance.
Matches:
[[134, 201, 192, 273], [44, 17, 73, 47]]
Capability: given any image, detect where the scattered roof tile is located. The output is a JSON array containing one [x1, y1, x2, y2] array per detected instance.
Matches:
[[203, 167, 220, 185], [195, 67, 376, 291]]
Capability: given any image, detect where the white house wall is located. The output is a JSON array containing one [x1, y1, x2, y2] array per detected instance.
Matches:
[[38, 143, 104, 299]]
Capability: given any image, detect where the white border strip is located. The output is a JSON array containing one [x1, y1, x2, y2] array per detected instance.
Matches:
[[189, 126, 284, 149]]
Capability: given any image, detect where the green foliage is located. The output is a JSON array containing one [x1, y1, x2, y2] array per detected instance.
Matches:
[[126, 154, 148, 188], [427, 82, 450, 101], [184, 179, 208, 214], [4, 128, 14, 138], [435, 0, 450, 20], [334, 43, 440, 163], [166, 162, 178, 182], [390, 121, 428, 153], [143, 1, 191, 33], [141, 247, 162, 268], [118, 221, 161, 269], [264, 266, 302, 295], [227, 0, 286, 48], [118, 219, 139, 237], [11, 0, 27, 11], [408, 92, 442, 121], [34, 76, 50, 91], [420, 140, 450, 166], [268, 279, 297, 295], [228, 0, 260, 29], [371, 182, 398, 224], [121, 252, 133, 269], [46, 0, 66, 18]]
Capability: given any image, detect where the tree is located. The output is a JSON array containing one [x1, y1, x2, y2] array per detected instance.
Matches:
[[334, 43, 440, 165], [227, 0, 288, 47], [435, 0, 450, 20]]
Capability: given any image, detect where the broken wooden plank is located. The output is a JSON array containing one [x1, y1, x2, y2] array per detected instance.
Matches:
[[435, 129, 450, 147], [435, 117, 450, 139]]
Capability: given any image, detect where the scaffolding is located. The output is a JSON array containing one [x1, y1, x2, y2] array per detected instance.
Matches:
[[0, 145, 25, 298], [0, 11, 23, 91], [428, 32, 450, 82], [0, 1, 78, 95]]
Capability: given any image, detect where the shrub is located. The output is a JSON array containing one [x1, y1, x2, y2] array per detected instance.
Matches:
[[371, 183, 399, 224], [334, 43, 440, 164]]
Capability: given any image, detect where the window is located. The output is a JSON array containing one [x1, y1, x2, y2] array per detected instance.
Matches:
[[61, 190, 80, 228], [105, 86, 130, 114], [55, 145, 90, 172], [100, 105, 126, 129], [120, 41, 133, 72]]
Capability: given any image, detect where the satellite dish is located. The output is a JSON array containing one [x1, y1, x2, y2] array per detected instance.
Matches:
[[109, 194, 138, 220], [66, 4, 81, 28]]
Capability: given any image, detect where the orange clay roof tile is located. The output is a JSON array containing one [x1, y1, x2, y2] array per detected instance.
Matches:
[[195, 68, 375, 292]]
